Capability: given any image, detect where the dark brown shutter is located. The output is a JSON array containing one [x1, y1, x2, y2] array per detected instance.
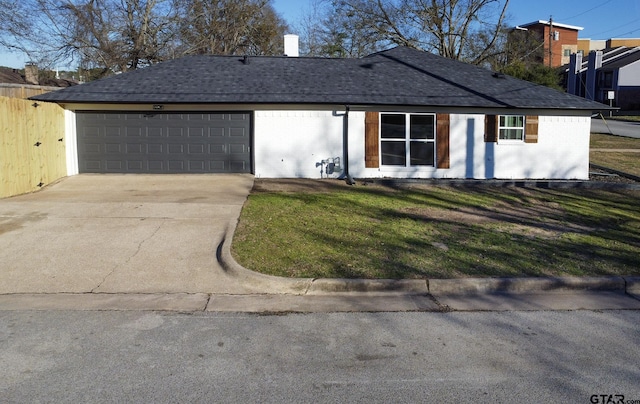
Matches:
[[484, 115, 498, 142], [436, 113, 450, 169], [525, 115, 539, 143], [365, 111, 379, 168]]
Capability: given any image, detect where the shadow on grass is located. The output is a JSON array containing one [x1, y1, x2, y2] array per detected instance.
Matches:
[[234, 183, 640, 279]]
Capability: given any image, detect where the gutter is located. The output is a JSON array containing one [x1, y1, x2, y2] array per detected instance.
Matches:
[[340, 105, 356, 185]]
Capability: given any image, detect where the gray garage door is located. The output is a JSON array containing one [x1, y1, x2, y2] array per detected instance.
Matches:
[[76, 112, 252, 173]]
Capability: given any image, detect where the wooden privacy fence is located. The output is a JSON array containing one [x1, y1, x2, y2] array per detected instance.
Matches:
[[0, 96, 67, 198], [0, 83, 64, 99]]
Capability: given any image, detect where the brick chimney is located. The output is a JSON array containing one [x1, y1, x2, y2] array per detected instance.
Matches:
[[24, 62, 39, 85]]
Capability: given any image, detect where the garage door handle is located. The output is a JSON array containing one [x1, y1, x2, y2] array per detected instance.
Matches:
[[34, 141, 42, 147], [58, 138, 64, 142]]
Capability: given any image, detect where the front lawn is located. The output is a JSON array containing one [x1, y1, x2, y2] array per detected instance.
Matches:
[[590, 133, 640, 177], [232, 181, 640, 279]]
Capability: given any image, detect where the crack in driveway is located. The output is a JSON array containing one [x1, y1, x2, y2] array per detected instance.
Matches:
[[91, 220, 166, 293]]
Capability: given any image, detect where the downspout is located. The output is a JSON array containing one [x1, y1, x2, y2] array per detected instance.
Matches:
[[342, 105, 356, 185]]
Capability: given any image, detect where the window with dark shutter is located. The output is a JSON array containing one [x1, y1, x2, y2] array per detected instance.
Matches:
[[364, 111, 379, 168], [436, 114, 450, 169], [365, 112, 450, 168], [485, 115, 498, 142]]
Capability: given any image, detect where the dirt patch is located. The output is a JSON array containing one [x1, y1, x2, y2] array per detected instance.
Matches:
[[400, 204, 595, 240], [252, 178, 358, 193]]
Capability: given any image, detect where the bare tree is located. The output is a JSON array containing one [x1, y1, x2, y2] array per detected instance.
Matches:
[[174, 0, 288, 56], [0, 0, 177, 76], [0, 0, 287, 79], [0, 1, 28, 53], [302, 0, 510, 63], [299, 0, 386, 57]]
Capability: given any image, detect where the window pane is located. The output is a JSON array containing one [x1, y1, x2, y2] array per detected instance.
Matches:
[[410, 115, 434, 139], [501, 115, 523, 127], [381, 114, 406, 139], [410, 142, 434, 166], [381, 141, 406, 165], [499, 128, 523, 140]]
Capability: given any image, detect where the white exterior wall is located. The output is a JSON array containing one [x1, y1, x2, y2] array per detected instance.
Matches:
[[254, 110, 352, 178], [65, 110, 79, 176], [617, 59, 640, 86], [255, 110, 591, 180], [491, 115, 590, 180]]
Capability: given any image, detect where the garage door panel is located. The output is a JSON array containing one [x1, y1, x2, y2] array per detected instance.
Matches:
[[188, 144, 205, 154], [85, 160, 101, 170], [229, 143, 247, 154], [127, 161, 144, 170], [148, 127, 164, 137], [105, 143, 121, 153], [76, 112, 251, 173], [188, 127, 205, 137], [229, 161, 247, 171], [126, 143, 143, 154], [105, 126, 122, 137], [106, 160, 123, 170], [84, 143, 101, 153]]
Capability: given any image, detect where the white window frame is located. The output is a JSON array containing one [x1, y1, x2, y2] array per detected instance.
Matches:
[[498, 115, 525, 143], [379, 113, 436, 167]]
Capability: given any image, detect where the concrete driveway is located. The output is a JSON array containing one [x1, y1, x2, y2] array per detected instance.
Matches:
[[0, 174, 260, 294]]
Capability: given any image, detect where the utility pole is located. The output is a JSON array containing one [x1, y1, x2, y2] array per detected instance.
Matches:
[[549, 15, 554, 68]]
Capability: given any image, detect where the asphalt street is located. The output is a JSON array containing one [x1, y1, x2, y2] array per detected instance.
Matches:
[[1, 310, 639, 403], [591, 117, 640, 138]]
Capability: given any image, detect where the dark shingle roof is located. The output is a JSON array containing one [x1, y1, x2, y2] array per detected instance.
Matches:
[[0, 67, 28, 84], [602, 48, 640, 69], [32, 46, 607, 110]]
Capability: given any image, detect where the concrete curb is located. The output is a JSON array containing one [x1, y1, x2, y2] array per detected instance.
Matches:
[[306, 279, 428, 295], [217, 227, 640, 298], [625, 276, 640, 298], [217, 219, 313, 295], [219, 207, 640, 299], [0, 293, 210, 311], [218, 220, 428, 296], [429, 276, 627, 296], [589, 163, 640, 183]]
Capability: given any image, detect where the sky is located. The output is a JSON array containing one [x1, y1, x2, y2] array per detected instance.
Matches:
[[1, 0, 639, 69]]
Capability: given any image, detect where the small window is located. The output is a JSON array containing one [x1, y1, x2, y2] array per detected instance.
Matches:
[[380, 113, 435, 166], [563, 49, 571, 57], [499, 115, 524, 141]]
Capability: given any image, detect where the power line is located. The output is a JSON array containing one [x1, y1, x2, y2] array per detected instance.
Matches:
[[560, 0, 615, 21], [609, 26, 640, 37], [588, 19, 638, 37]]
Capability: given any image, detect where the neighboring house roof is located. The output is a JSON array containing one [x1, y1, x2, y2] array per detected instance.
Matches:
[[0, 67, 28, 84], [516, 20, 584, 31], [602, 48, 640, 69], [32, 46, 606, 110], [569, 46, 640, 72], [0, 66, 77, 87]]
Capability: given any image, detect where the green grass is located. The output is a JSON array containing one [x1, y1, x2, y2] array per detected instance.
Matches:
[[590, 133, 640, 177], [591, 152, 640, 177], [590, 133, 640, 149], [609, 115, 640, 122], [232, 183, 640, 279]]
